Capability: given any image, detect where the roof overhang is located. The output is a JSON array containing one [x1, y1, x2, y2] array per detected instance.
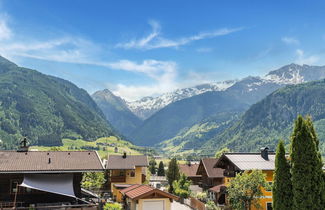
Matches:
[[0, 169, 104, 174], [128, 189, 179, 201]]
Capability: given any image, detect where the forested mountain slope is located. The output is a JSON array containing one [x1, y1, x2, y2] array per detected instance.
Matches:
[[0, 56, 116, 149]]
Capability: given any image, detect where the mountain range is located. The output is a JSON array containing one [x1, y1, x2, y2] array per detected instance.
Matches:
[[123, 64, 325, 149], [127, 81, 236, 119], [92, 89, 142, 136], [199, 79, 325, 155], [2, 54, 325, 156], [0, 56, 117, 149], [126, 63, 325, 120]]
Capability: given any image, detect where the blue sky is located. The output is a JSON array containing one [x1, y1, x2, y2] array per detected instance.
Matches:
[[1, 0, 325, 100]]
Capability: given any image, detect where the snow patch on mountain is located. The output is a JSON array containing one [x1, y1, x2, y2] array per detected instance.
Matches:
[[127, 80, 236, 119], [125, 63, 325, 119]]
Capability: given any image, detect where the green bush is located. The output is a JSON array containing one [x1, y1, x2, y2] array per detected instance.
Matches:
[[103, 202, 122, 210]]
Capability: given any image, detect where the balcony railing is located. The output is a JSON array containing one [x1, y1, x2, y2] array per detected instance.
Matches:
[[110, 176, 126, 182]]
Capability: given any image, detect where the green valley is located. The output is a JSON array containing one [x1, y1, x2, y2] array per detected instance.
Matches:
[[31, 136, 154, 158]]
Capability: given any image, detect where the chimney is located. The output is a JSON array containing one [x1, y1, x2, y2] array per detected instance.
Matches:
[[260, 147, 269, 160], [122, 152, 127, 159], [17, 137, 29, 152]]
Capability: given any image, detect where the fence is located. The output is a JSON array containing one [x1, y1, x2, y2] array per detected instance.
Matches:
[[184, 197, 206, 210]]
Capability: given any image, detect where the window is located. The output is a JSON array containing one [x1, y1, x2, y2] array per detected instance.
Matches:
[[119, 170, 125, 176], [130, 170, 135, 177], [266, 202, 273, 210], [10, 180, 19, 193], [266, 181, 273, 192]]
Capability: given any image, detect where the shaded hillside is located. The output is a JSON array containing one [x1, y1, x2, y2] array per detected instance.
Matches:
[[92, 89, 142, 136], [131, 91, 249, 146], [201, 79, 325, 154], [0, 56, 115, 149], [157, 111, 242, 156]]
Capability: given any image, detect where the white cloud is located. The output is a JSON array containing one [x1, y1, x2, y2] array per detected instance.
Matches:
[[282, 37, 300, 45], [295, 49, 319, 65], [0, 17, 11, 40], [109, 59, 178, 101], [117, 20, 243, 50]]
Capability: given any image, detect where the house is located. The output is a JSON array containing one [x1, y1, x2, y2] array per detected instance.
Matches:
[[0, 149, 104, 208], [196, 158, 224, 190], [120, 184, 178, 210], [215, 147, 275, 210], [207, 184, 226, 206], [149, 175, 168, 189], [106, 153, 148, 201], [179, 163, 201, 185]]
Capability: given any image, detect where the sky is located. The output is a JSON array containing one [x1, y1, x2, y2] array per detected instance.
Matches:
[[1, 0, 325, 101]]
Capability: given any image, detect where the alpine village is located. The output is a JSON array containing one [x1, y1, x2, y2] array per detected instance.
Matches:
[[1, 1, 325, 210]]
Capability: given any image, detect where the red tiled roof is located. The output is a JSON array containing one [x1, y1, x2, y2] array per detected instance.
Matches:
[[125, 185, 153, 199], [119, 184, 141, 194], [0, 151, 104, 173], [197, 158, 224, 178], [209, 184, 226, 193], [121, 185, 179, 201], [179, 164, 201, 177]]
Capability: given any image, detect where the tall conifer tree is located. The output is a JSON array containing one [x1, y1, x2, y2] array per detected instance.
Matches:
[[167, 158, 180, 193], [290, 115, 324, 209], [157, 161, 165, 176], [273, 140, 292, 210]]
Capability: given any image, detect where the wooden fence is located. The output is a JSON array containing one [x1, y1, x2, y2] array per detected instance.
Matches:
[[184, 197, 206, 210]]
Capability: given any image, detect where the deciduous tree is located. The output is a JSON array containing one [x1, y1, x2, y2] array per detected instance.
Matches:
[[227, 170, 269, 210]]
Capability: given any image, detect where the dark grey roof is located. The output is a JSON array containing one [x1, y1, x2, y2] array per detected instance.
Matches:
[[0, 151, 104, 173], [106, 155, 148, 169], [222, 153, 276, 170]]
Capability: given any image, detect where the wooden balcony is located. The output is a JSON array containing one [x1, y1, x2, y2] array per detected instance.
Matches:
[[223, 170, 236, 177], [110, 176, 126, 182]]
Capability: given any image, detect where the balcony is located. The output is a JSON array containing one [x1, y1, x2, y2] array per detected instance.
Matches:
[[223, 170, 236, 177], [110, 176, 126, 182]]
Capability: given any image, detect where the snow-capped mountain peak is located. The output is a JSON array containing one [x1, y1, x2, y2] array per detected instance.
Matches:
[[124, 63, 325, 120], [127, 80, 236, 119], [264, 63, 305, 84]]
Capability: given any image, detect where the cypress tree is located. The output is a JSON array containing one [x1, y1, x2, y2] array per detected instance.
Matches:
[[305, 117, 325, 207], [157, 161, 165, 176], [290, 115, 324, 210], [148, 158, 157, 175], [167, 158, 180, 193], [273, 140, 292, 210]]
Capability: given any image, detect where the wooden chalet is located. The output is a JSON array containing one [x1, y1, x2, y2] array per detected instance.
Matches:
[[196, 158, 224, 190], [0, 145, 104, 208], [179, 163, 201, 185]]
